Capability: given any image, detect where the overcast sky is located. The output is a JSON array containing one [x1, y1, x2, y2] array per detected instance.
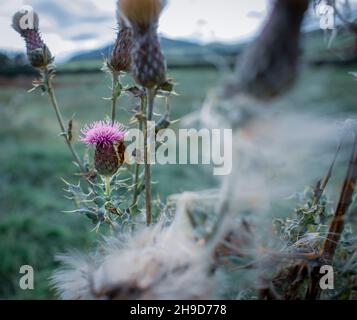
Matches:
[[0, 0, 272, 59]]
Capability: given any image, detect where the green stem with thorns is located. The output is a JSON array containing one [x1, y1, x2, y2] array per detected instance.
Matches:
[[104, 175, 111, 197], [44, 67, 86, 173], [144, 88, 156, 225], [111, 72, 120, 123], [132, 94, 146, 206]]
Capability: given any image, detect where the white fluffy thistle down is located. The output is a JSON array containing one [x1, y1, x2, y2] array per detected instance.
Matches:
[[188, 80, 357, 296], [51, 193, 219, 300]]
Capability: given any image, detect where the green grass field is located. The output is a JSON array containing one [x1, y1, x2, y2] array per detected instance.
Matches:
[[0, 62, 357, 299]]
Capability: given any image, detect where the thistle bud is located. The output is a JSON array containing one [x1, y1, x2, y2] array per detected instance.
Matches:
[[119, 0, 167, 88], [108, 18, 133, 73], [94, 143, 121, 176], [12, 7, 53, 68], [81, 121, 127, 177]]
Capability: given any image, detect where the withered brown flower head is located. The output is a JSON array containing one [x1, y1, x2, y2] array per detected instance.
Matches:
[[109, 17, 133, 73]]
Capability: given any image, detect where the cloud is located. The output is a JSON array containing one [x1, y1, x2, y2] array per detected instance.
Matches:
[[69, 32, 98, 41], [0, 0, 270, 59], [31, 0, 112, 28], [0, 0, 117, 59]]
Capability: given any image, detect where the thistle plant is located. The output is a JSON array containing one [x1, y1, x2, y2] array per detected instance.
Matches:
[[106, 11, 133, 123], [120, 0, 168, 225], [108, 17, 133, 74], [11, 1, 175, 234], [12, 8, 85, 176], [81, 121, 126, 195], [12, 8, 53, 69], [272, 179, 357, 300], [120, 0, 167, 89]]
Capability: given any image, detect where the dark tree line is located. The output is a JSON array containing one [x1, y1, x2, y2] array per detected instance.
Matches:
[[0, 52, 37, 77]]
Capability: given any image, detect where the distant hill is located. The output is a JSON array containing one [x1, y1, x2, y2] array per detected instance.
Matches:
[[68, 29, 357, 71], [69, 36, 244, 69], [70, 37, 204, 60], [5, 30, 355, 76]]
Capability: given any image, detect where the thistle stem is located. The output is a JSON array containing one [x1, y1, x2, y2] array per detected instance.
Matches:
[[144, 88, 156, 225], [132, 94, 146, 206], [132, 162, 141, 205], [147, 88, 155, 121], [111, 72, 120, 123], [104, 175, 111, 197], [144, 119, 151, 225], [44, 67, 86, 173]]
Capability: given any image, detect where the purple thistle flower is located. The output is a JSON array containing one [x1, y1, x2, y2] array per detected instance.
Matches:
[[81, 121, 126, 146], [81, 121, 127, 176]]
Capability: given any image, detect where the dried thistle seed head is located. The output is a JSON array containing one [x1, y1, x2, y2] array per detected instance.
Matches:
[[81, 121, 127, 176], [12, 7, 53, 68], [108, 20, 133, 73], [119, 0, 167, 29], [51, 215, 217, 300], [118, 0, 167, 88]]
